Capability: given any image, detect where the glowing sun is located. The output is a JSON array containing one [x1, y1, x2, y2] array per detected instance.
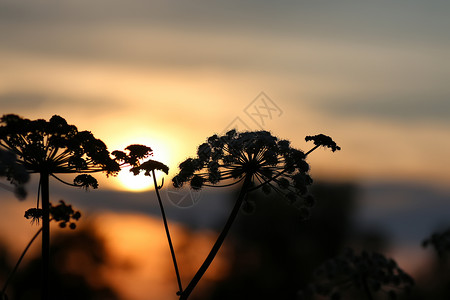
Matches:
[[112, 137, 171, 192]]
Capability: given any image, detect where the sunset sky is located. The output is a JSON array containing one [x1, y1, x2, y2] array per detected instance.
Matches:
[[1, 1, 450, 299], [1, 0, 449, 188]]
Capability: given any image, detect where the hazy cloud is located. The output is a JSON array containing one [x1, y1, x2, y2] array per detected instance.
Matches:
[[0, 92, 124, 114], [314, 94, 450, 123]]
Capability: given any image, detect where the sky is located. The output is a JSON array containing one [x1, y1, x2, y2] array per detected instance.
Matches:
[[1, 1, 450, 299], [1, 0, 449, 187]]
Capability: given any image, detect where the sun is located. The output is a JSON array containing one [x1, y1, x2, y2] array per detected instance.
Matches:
[[109, 135, 171, 192], [117, 166, 153, 192]]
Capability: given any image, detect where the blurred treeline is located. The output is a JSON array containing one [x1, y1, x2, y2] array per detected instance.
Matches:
[[0, 226, 120, 300], [1, 182, 450, 299]]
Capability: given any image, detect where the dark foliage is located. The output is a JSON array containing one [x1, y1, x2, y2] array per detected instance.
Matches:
[[422, 229, 450, 259], [2, 225, 121, 300], [0, 149, 29, 199], [196, 183, 356, 300], [307, 249, 414, 300]]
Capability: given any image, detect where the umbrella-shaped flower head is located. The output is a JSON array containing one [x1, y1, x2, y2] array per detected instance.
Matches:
[[0, 114, 122, 299], [173, 130, 339, 213], [173, 130, 340, 299], [0, 114, 120, 189]]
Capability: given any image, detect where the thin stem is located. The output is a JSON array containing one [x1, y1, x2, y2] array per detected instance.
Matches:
[[1, 228, 42, 296], [40, 172, 50, 300], [304, 145, 319, 156], [36, 176, 41, 208], [362, 276, 374, 300], [152, 169, 183, 295], [0, 182, 15, 193], [50, 174, 78, 187], [180, 175, 252, 300], [202, 176, 245, 188]]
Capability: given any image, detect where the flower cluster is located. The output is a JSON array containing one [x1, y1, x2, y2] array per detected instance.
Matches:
[[112, 144, 153, 168], [0, 114, 120, 189], [422, 229, 450, 258], [172, 130, 339, 215], [0, 149, 30, 198], [112, 144, 169, 176], [305, 134, 341, 152], [307, 249, 414, 300], [25, 200, 81, 229]]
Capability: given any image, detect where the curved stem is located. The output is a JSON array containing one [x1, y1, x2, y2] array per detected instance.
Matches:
[[202, 176, 245, 188], [1, 228, 42, 296], [152, 170, 183, 295], [180, 175, 252, 300], [50, 174, 78, 187]]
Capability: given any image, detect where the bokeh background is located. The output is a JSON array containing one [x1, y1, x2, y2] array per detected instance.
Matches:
[[1, 0, 450, 299]]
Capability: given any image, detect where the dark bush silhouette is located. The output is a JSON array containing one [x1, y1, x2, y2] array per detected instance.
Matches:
[[3, 225, 121, 300], [191, 182, 355, 300]]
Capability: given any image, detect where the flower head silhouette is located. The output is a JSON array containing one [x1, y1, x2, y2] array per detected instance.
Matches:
[[0, 148, 30, 198], [112, 144, 182, 294], [25, 200, 81, 229], [422, 228, 450, 259], [306, 249, 414, 300], [173, 130, 337, 213], [0, 114, 120, 188], [0, 114, 120, 300], [305, 134, 341, 152], [173, 130, 340, 299]]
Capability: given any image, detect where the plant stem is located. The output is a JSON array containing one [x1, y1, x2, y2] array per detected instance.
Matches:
[[40, 172, 50, 300], [1, 228, 42, 296], [362, 276, 374, 300], [180, 175, 252, 300], [304, 145, 319, 156], [152, 170, 183, 295]]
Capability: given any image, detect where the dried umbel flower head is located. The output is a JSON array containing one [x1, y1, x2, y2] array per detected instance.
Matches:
[[305, 134, 341, 152], [25, 200, 81, 229], [112, 144, 169, 178], [175, 131, 340, 300], [173, 130, 339, 215], [309, 249, 414, 300], [422, 229, 450, 259], [0, 114, 121, 189], [0, 149, 29, 198]]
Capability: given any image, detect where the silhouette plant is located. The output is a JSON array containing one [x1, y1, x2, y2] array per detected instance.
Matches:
[[423, 229, 450, 259], [0, 148, 29, 198], [305, 249, 414, 300], [111, 145, 182, 293], [172, 129, 340, 299], [0, 114, 120, 300], [1, 201, 81, 299]]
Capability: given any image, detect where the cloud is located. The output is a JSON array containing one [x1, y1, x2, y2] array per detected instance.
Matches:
[[1, 0, 450, 72], [0, 91, 125, 115], [315, 94, 450, 122], [313, 94, 450, 123]]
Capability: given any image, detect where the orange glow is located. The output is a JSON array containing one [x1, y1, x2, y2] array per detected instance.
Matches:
[[104, 130, 173, 192], [94, 212, 231, 300]]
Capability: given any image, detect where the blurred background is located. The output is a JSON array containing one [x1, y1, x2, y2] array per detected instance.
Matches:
[[1, 0, 450, 299]]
